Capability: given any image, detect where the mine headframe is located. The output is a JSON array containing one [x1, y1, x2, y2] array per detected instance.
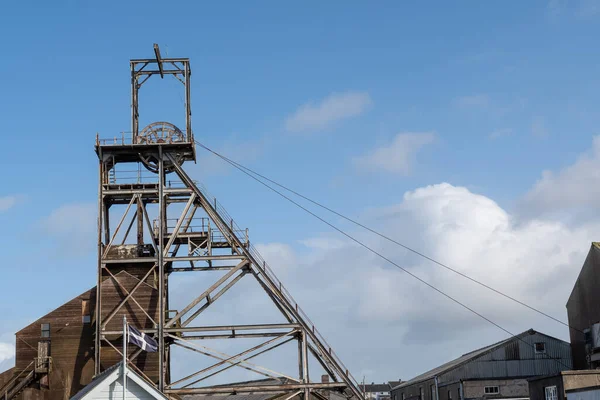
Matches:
[[93, 44, 365, 400]]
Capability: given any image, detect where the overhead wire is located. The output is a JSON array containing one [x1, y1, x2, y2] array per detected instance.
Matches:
[[194, 139, 574, 370], [194, 140, 578, 332]]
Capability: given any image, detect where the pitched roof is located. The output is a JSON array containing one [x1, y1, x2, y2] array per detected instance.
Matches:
[[392, 329, 543, 390], [70, 362, 166, 400], [70, 363, 121, 400]]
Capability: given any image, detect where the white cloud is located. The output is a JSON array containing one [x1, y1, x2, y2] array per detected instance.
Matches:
[[285, 91, 372, 133], [353, 132, 435, 175], [245, 182, 591, 380], [152, 173, 595, 382], [0, 342, 14, 363], [521, 135, 600, 216], [0, 196, 19, 212]]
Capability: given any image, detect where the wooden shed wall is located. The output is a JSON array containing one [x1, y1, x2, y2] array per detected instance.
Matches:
[[10, 269, 159, 400], [15, 289, 96, 400]]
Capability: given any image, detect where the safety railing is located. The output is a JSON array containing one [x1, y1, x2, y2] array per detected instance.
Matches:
[[105, 166, 194, 188], [0, 361, 35, 400], [96, 132, 192, 146], [154, 217, 249, 247], [193, 182, 360, 389], [34, 356, 51, 374], [108, 167, 157, 184]]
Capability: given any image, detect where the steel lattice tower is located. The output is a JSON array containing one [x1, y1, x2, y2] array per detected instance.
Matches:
[[94, 45, 364, 400]]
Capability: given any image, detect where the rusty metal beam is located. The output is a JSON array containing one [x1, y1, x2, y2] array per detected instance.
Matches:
[[166, 382, 348, 395], [153, 44, 164, 79]]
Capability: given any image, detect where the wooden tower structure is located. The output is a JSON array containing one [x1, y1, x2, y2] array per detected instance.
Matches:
[[94, 45, 364, 400]]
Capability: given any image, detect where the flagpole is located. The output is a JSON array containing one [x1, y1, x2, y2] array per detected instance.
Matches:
[[123, 315, 127, 400]]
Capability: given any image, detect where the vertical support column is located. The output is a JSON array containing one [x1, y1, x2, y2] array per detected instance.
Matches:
[[137, 201, 144, 245], [185, 61, 191, 141], [131, 62, 138, 140], [158, 148, 165, 391], [298, 333, 303, 382], [103, 203, 110, 245], [95, 160, 104, 375], [301, 330, 309, 400]]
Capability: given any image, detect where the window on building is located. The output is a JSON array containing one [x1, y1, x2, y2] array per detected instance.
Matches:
[[484, 386, 499, 395], [41, 323, 50, 338], [448, 390, 452, 400], [457, 388, 461, 400], [402, 393, 405, 400], [535, 342, 547, 354], [420, 387, 424, 400], [431, 385, 436, 400], [82, 299, 91, 324], [545, 386, 558, 400]]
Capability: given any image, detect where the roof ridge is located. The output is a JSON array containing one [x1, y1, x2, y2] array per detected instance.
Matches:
[[393, 329, 537, 390]]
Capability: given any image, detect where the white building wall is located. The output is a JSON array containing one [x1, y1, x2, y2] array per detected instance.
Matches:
[[96, 376, 156, 400], [568, 389, 600, 400]]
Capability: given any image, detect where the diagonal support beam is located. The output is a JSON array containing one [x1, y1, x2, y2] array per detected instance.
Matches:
[[165, 260, 248, 328], [137, 196, 158, 253], [102, 195, 137, 258], [153, 43, 164, 79], [163, 193, 196, 255], [182, 336, 298, 388], [167, 157, 364, 400], [101, 265, 157, 329], [181, 269, 247, 327], [168, 339, 277, 386], [168, 330, 298, 388]]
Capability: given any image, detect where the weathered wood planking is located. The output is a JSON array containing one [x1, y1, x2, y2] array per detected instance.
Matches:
[[8, 268, 160, 400]]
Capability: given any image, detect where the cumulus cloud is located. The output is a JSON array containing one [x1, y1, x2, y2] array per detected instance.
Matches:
[[248, 182, 592, 380], [353, 132, 435, 175], [165, 176, 595, 382], [0, 342, 15, 368], [521, 135, 600, 216], [285, 92, 372, 133]]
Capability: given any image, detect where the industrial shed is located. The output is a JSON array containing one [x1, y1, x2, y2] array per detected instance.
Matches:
[[390, 329, 572, 400]]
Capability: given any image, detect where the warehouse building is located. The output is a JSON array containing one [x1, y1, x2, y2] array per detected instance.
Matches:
[[390, 329, 571, 400], [528, 370, 600, 400], [566, 242, 600, 370]]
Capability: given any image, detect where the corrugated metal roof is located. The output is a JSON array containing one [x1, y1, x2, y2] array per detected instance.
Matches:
[[393, 329, 569, 390]]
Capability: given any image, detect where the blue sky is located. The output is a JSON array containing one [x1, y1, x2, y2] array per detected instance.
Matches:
[[2, 0, 600, 382]]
